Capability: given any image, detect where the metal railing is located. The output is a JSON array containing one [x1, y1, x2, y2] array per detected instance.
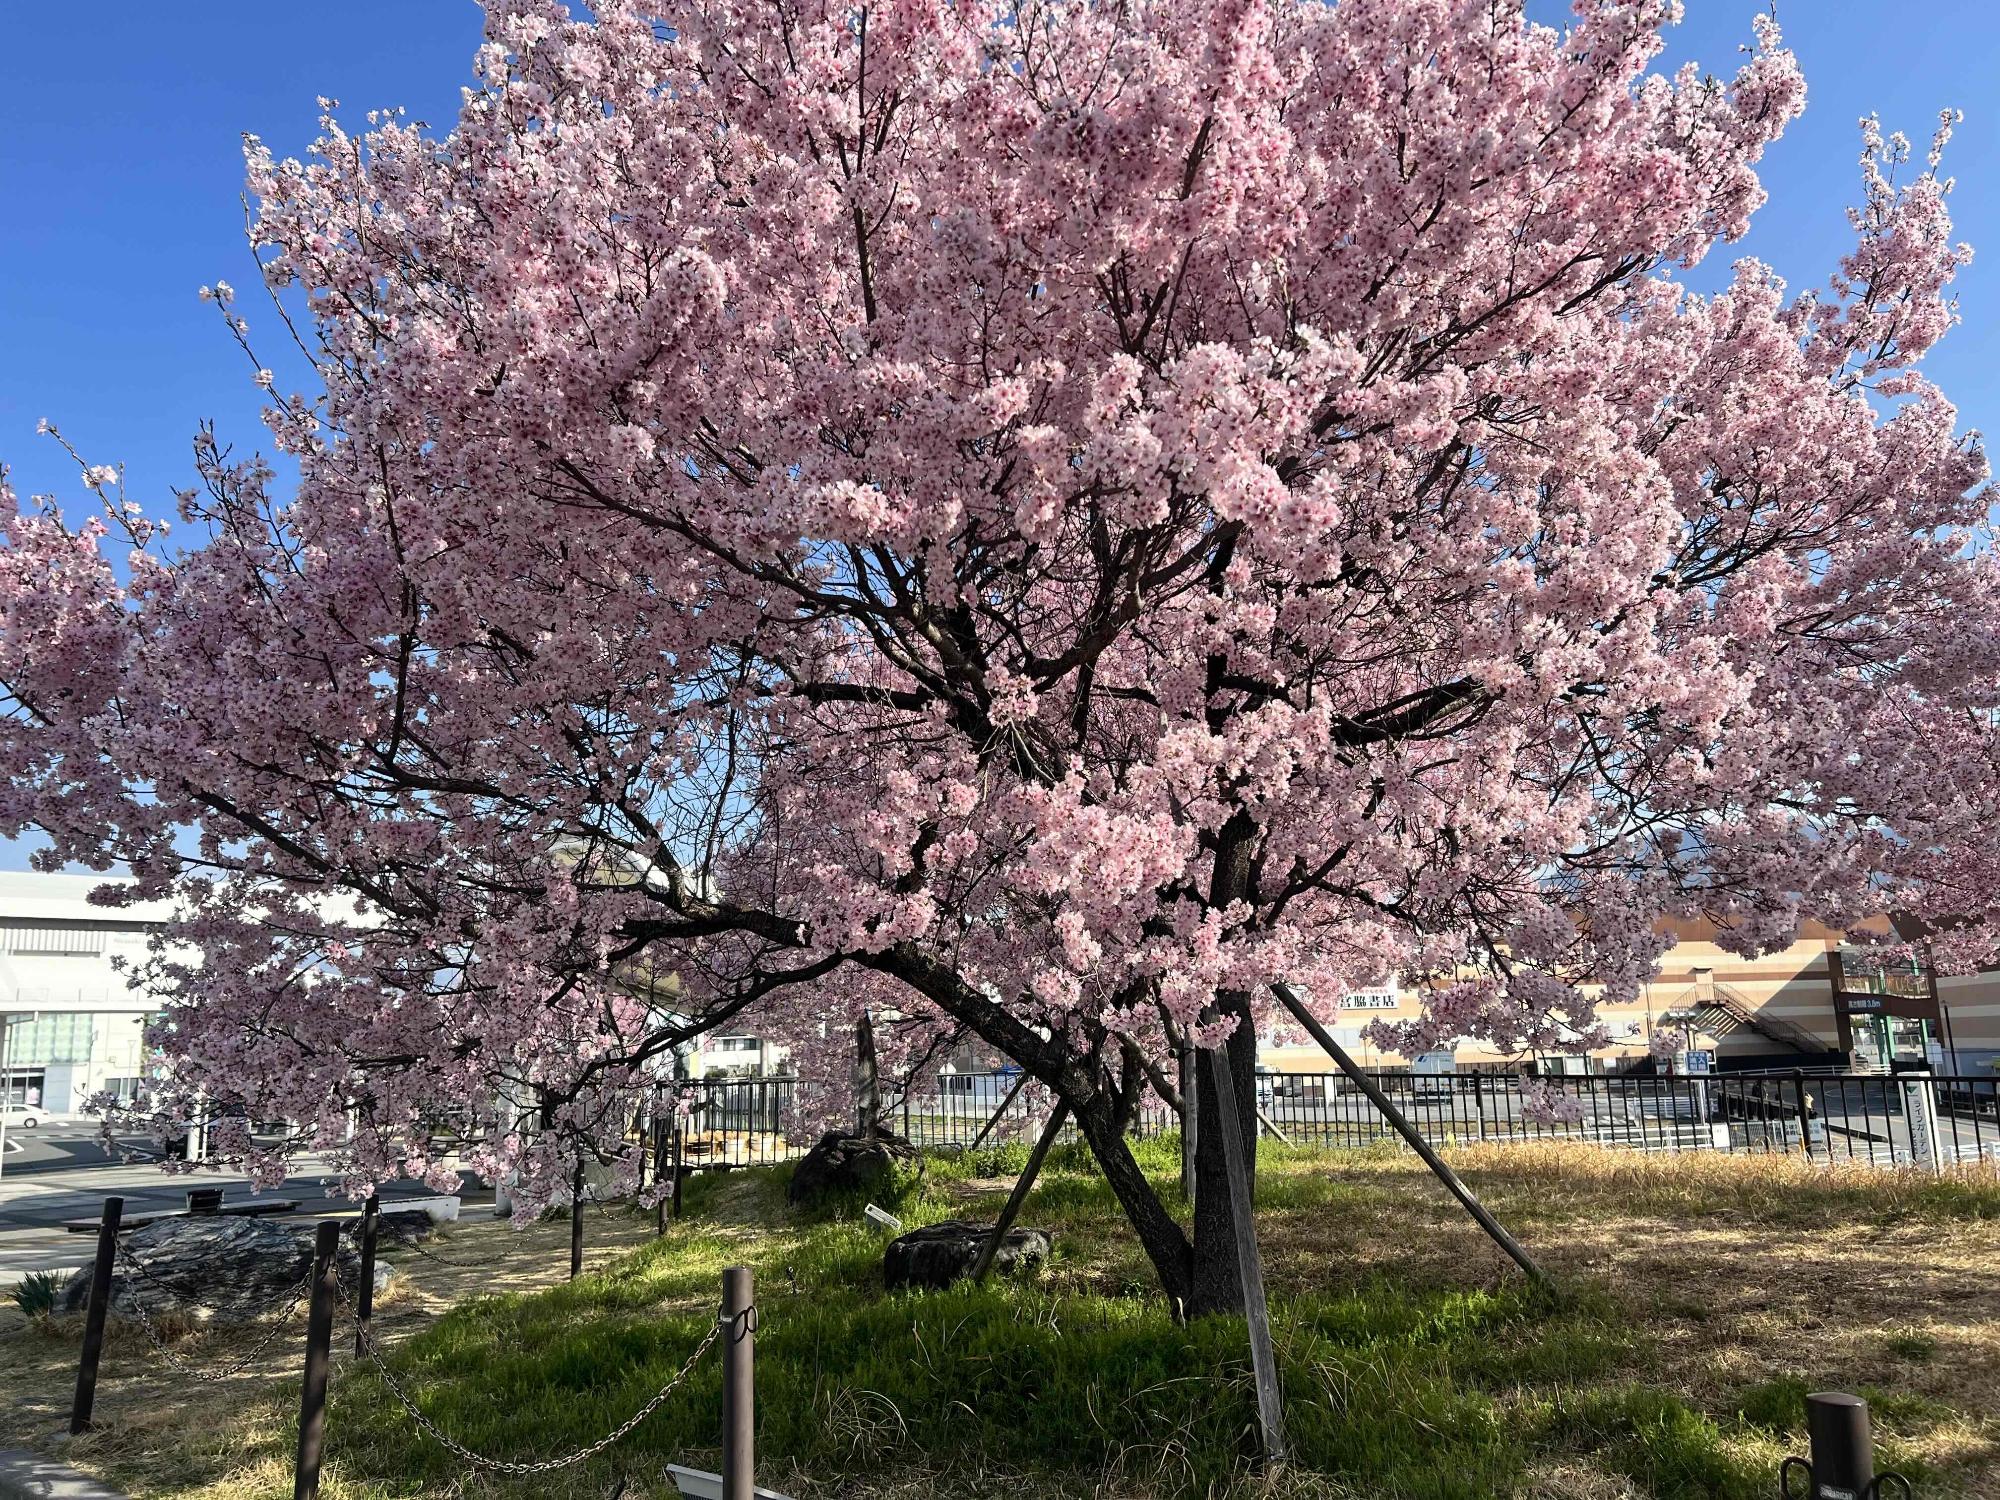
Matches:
[[668, 1068, 2000, 1172]]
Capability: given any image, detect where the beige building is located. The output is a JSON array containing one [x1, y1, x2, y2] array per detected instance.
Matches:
[[0, 872, 172, 1117], [1260, 917, 2000, 1077]]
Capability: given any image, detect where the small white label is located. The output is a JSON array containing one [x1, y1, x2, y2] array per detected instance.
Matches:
[[863, 1203, 902, 1232]]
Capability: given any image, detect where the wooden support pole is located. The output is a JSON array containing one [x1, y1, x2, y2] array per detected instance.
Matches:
[[971, 1102, 1069, 1284], [68, 1195, 123, 1434], [965, 1072, 1031, 1153], [721, 1265, 755, 1500], [293, 1219, 340, 1500], [354, 1192, 379, 1357], [1270, 982, 1546, 1284], [1205, 1047, 1289, 1467], [569, 1156, 586, 1280], [1180, 1044, 1198, 1205], [1256, 1106, 1293, 1147], [655, 1115, 672, 1235], [671, 1122, 685, 1219]]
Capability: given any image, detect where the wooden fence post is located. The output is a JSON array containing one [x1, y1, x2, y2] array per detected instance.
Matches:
[[1205, 1047, 1289, 1467], [721, 1265, 755, 1500], [294, 1219, 341, 1500], [69, 1194, 123, 1434], [354, 1192, 378, 1357]]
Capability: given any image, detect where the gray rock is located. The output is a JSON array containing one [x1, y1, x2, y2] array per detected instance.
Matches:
[[883, 1219, 1051, 1291], [787, 1130, 920, 1206], [60, 1215, 393, 1322]]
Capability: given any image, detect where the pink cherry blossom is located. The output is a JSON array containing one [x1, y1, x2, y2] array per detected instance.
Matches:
[[3, 0, 1993, 1312]]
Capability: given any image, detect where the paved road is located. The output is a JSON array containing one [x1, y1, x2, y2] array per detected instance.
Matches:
[[0, 1123, 169, 1180], [0, 1130, 493, 1286]]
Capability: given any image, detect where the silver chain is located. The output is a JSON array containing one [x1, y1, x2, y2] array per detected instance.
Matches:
[[350, 1301, 726, 1474]]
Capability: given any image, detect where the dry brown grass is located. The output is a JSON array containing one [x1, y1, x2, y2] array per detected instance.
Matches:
[[0, 1206, 663, 1495]]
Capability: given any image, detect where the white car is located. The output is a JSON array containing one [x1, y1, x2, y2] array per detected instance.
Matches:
[[2, 1102, 45, 1129]]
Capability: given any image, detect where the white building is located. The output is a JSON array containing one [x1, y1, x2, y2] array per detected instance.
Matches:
[[0, 872, 174, 1118]]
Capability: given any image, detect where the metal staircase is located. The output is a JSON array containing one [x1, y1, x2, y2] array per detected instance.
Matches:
[[1657, 982, 1830, 1058]]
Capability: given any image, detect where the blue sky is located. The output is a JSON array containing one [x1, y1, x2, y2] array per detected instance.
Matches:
[[1, 1, 1995, 872]]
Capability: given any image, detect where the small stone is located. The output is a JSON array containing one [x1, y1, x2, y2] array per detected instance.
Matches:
[[883, 1219, 1051, 1291], [787, 1130, 921, 1206]]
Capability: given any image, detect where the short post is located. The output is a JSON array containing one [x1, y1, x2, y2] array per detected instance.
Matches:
[[293, 1219, 341, 1500], [569, 1157, 586, 1280], [721, 1265, 755, 1500], [1780, 1391, 1893, 1500], [1791, 1070, 1815, 1162], [355, 1192, 379, 1356], [69, 1195, 123, 1435]]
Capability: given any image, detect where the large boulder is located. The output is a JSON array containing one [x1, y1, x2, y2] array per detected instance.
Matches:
[[61, 1215, 394, 1322], [787, 1130, 920, 1206], [884, 1219, 1051, 1291]]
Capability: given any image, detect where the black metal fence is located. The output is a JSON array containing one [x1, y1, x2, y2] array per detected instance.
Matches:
[[674, 1067, 2000, 1172]]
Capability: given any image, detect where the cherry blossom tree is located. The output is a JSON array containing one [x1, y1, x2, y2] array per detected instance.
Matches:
[[4, 0, 1996, 1314]]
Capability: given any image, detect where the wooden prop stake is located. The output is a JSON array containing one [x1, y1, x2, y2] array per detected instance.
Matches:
[[1270, 981, 1546, 1284], [971, 1102, 1069, 1284], [1206, 1045, 1289, 1467]]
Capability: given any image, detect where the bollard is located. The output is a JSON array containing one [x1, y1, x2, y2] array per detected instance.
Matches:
[[294, 1219, 341, 1500], [1791, 1070, 1815, 1162], [721, 1265, 755, 1500], [355, 1192, 379, 1357], [1780, 1392, 1914, 1499], [69, 1195, 123, 1434]]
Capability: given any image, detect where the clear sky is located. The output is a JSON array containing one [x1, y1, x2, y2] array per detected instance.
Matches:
[[1, 1, 1996, 872]]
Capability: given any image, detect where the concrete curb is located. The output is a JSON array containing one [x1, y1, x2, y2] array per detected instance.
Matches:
[[0, 1449, 131, 1500]]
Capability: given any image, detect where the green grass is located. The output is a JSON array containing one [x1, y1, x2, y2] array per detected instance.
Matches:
[[299, 1138, 1984, 1499], [34, 1136, 1999, 1498]]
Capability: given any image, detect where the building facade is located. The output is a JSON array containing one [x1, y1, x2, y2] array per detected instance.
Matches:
[[0, 872, 173, 1117], [1261, 917, 2000, 1077]]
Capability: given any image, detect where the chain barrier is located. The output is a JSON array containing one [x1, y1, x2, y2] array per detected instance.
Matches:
[[114, 1242, 311, 1382], [348, 1298, 725, 1474], [382, 1233, 481, 1271]]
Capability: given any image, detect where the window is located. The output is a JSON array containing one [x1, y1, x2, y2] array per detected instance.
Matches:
[[3, 1013, 94, 1065], [100, 1076, 146, 1106], [0, 924, 107, 957]]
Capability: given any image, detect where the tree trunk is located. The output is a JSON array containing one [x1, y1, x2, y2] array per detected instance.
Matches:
[[1068, 1088, 1194, 1311], [1188, 989, 1260, 1317], [1109, 1038, 1147, 1136]]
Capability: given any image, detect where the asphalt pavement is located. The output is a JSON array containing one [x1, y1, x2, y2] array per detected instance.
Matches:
[[0, 1123, 493, 1286]]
